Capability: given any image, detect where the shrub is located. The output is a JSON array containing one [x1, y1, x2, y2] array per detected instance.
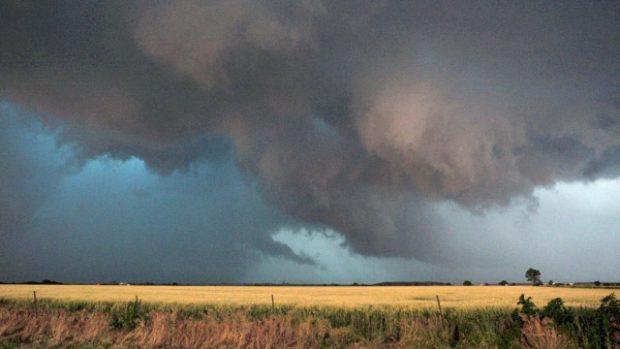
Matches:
[[516, 294, 537, 317], [512, 293, 620, 348], [541, 297, 573, 326], [463, 280, 472, 286], [110, 296, 146, 330], [599, 293, 620, 332]]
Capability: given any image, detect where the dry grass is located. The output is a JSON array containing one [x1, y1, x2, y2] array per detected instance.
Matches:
[[1, 304, 591, 349], [0, 307, 334, 348], [2, 291, 618, 348], [520, 316, 575, 349], [0, 284, 611, 309], [0, 307, 450, 348]]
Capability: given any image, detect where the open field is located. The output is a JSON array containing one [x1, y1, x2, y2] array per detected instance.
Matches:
[[0, 284, 614, 308], [1, 285, 619, 348]]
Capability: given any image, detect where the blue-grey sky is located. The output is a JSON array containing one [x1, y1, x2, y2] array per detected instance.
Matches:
[[1, 1, 619, 284]]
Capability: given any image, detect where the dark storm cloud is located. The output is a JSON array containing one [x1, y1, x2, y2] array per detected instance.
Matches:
[[0, 104, 68, 238], [0, 106, 313, 282], [0, 104, 72, 279], [1, 1, 619, 262], [584, 145, 620, 179]]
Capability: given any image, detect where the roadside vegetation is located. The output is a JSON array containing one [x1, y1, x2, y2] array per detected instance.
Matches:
[[1, 292, 619, 348]]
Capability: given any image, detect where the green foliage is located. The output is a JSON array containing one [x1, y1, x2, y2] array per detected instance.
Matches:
[[541, 297, 573, 326], [109, 296, 146, 330], [510, 293, 620, 348], [463, 280, 472, 286], [525, 267, 541, 285], [516, 294, 537, 317], [599, 292, 620, 319], [499, 280, 509, 286], [0, 341, 18, 349]]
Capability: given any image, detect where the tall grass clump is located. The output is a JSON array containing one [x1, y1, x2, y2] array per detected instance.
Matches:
[[109, 296, 146, 330]]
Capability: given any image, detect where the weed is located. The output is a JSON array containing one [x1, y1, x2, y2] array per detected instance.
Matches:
[[109, 296, 145, 330]]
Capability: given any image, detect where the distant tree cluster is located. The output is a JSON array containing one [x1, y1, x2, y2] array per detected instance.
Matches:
[[460, 267, 546, 286]]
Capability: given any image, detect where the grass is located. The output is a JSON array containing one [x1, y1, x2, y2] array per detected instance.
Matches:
[[0, 284, 612, 309], [0, 299, 523, 348], [2, 295, 618, 348], [1, 285, 617, 348]]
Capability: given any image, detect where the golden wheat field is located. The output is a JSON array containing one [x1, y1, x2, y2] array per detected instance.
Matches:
[[0, 284, 613, 309]]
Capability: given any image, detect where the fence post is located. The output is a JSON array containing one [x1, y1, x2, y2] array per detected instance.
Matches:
[[33, 291, 38, 316], [436, 295, 443, 319], [271, 294, 275, 313]]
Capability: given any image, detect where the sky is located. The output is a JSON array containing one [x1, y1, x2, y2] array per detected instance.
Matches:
[[0, 1, 619, 284]]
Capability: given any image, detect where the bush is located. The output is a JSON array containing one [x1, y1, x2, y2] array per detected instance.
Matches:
[[599, 293, 620, 324], [110, 296, 146, 330], [516, 294, 537, 317], [541, 297, 573, 326], [511, 293, 620, 348], [499, 280, 508, 286], [463, 280, 472, 286]]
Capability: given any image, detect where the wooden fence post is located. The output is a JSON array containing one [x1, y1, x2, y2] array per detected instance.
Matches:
[[33, 291, 38, 316], [271, 294, 275, 312]]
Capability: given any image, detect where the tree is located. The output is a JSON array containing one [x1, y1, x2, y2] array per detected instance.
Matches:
[[525, 268, 542, 286], [499, 280, 509, 286], [463, 280, 472, 286]]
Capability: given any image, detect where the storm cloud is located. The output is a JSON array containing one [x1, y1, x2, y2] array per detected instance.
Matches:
[[1, 1, 619, 267]]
